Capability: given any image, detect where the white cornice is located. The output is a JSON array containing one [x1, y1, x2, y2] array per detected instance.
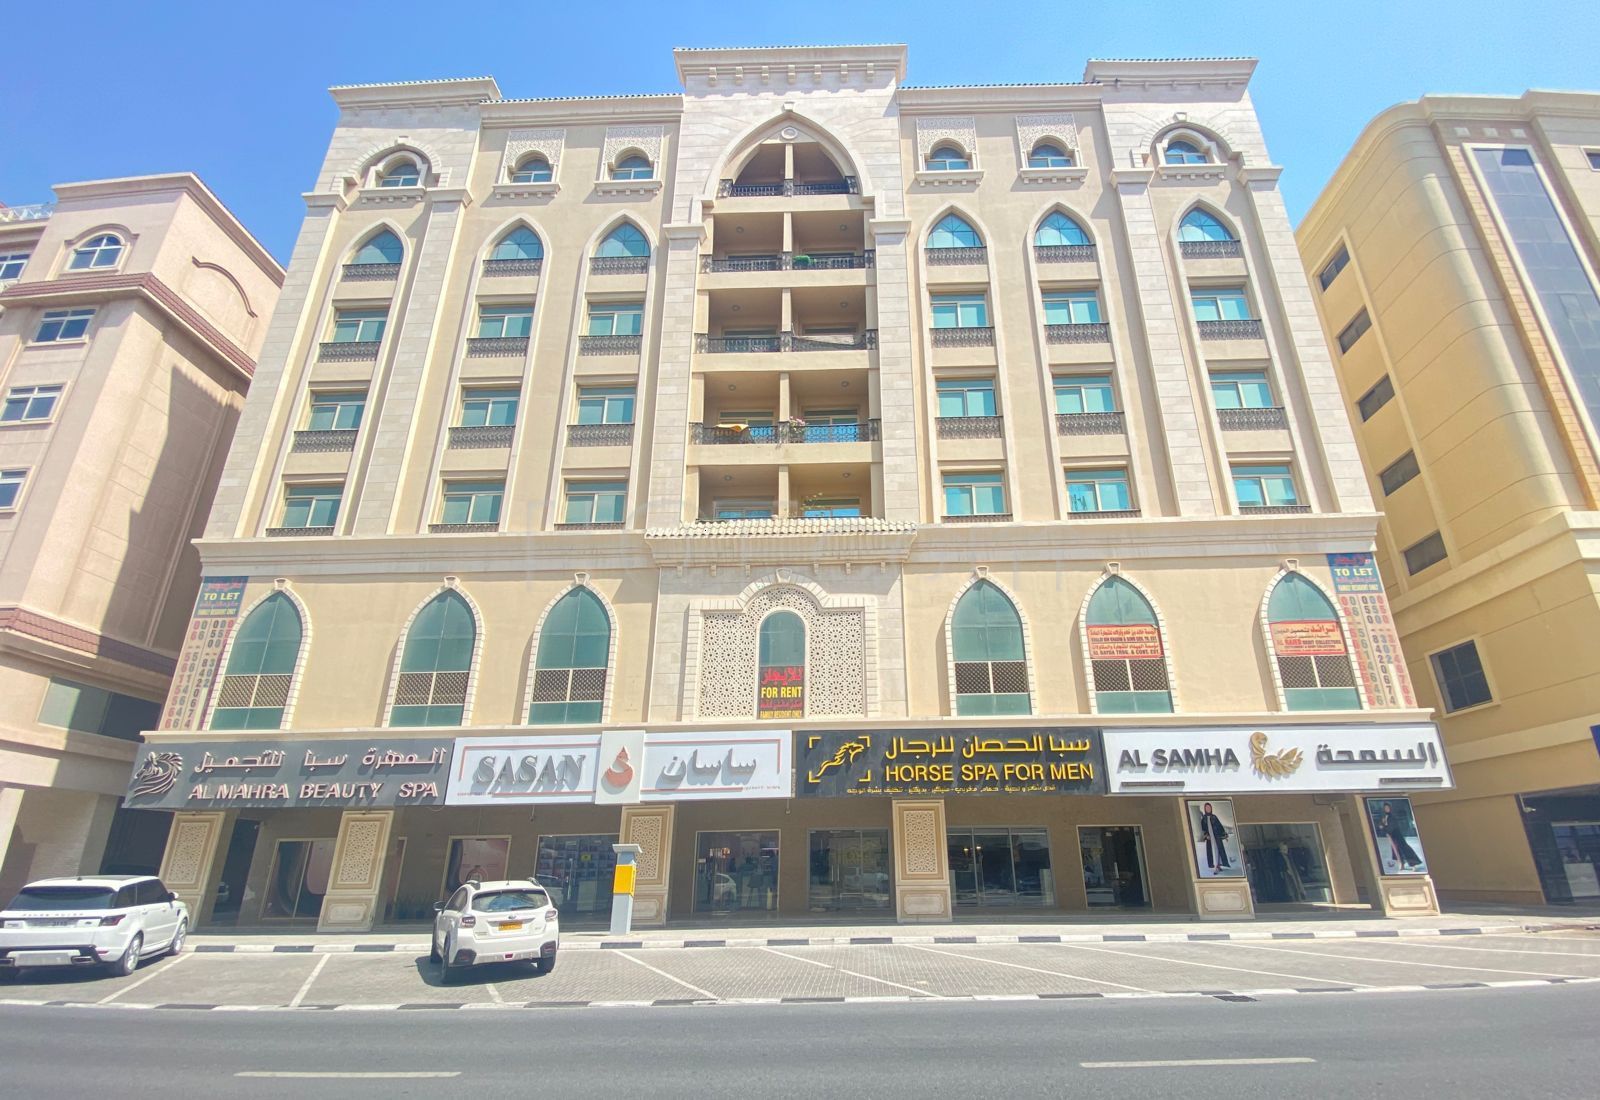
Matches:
[[481, 96, 684, 126], [674, 44, 908, 82], [329, 76, 501, 110], [1083, 57, 1257, 88], [897, 85, 1103, 111]]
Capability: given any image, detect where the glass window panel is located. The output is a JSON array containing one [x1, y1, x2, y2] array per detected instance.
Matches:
[[596, 225, 649, 258], [928, 214, 980, 248], [1035, 212, 1089, 247], [491, 227, 543, 261]]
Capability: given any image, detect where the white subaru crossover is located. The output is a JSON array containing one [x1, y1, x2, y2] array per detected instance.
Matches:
[[0, 875, 188, 980], [431, 879, 558, 983]]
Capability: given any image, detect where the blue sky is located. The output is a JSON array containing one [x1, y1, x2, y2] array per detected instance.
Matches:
[[3, 0, 1595, 263]]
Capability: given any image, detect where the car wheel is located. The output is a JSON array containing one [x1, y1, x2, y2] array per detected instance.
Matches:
[[439, 937, 458, 985], [429, 928, 441, 963], [110, 934, 143, 977], [167, 920, 188, 958]]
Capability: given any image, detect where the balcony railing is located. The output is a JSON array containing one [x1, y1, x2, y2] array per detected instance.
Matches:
[[579, 334, 643, 356], [482, 257, 543, 276], [701, 251, 874, 273], [567, 423, 634, 447], [1181, 239, 1243, 259], [1239, 503, 1313, 515], [1045, 322, 1111, 344], [429, 522, 499, 534], [1034, 244, 1097, 264], [341, 262, 400, 281], [318, 340, 381, 362], [448, 424, 515, 449], [0, 203, 53, 223], [696, 330, 877, 353], [291, 429, 358, 453], [1069, 508, 1142, 520], [1218, 406, 1289, 431], [926, 246, 987, 266], [716, 177, 860, 198], [943, 512, 1012, 524], [931, 326, 994, 348], [590, 255, 649, 275], [266, 526, 334, 537], [1056, 411, 1126, 436], [936, 416, 1003, 440], [555, 521, 626, 531], [1197, 318, 1264, 340], [465, 336, 529, 358], [691, 419, 881, 445]]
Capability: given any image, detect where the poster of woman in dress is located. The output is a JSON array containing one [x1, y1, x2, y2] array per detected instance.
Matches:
[[1365, 797, 1428, 875], [1187, 799, 1244, 879]]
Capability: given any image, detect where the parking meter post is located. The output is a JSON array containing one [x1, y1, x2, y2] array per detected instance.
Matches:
[[609, 843, 643, 936]]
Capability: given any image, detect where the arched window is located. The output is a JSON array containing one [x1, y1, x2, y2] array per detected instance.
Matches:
[[1029, 142, 1074, 169], [391, 591, 475, 726], [611, 154, 654, 181], [1178, 210, 1234, 243], [69, 234, 123, 270], [211, 593, 302, 729], [511, 154, 552, 184], [1164, 139, 1208, 166], [928, 214, 982, 250], [378, 158, 422, 187], [596, 223, 649, 258], [950, 581, 1029, 715], [927, 144, 971, 171], [1085, 578, 1172, 713], [1267, 574, 1360, 711], [757, 611, 806, 720], [490, 226, 543, 262], [1034, 211, 1090, 248], [528, 588, 610, 725], [353, 230, 403, 265]]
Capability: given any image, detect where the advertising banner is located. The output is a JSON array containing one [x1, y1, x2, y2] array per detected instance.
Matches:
[[1269, 619, 1347, 656], [757, 665, 805, 720], [159, 576, 249, 730], [1087, 623, 1164, 659], [1365, 796, 1429, 875], [1187, 798, 1245, 879], [641, 730, 792, 801], [1102, 723, 1451, 794], [447, 735, 603, 806], [1327, 553, 1416, 709], [124, 737, 452, 809], [795, 728, 1105, 798]]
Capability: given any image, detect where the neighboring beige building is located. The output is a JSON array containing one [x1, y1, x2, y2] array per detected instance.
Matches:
[[0, 176, 283, 899], [1299, 92, 1600, 905], [130, 46, 1447, 933]]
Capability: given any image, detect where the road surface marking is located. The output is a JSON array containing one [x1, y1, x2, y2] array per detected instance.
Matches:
[[614, 951, 717, 999], [761, 946, 947, 998], [1414, 938, 1600, 959], [1082, 1057, 1315, 1069], [236, 1071, 461, 1079], [97, 951, 191, 1004], [904, 944, 1155, 993], [484, 980, 503, 1004], [1057, 941, 1366, 989], [288, 953, 331, 1008], [1210, 939, 1580, 979], [760, 947, 831, 968]]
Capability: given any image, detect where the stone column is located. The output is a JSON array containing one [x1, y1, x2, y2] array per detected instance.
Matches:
[[645, 224, 707, 527], [869, 218, 921, 522], [892, 798, 951, 922], [1350, 796, 1440, 916], [0, 786, 26, 898], [1176, 799, 1256, 921], [159, 811, 234, 928], [317, 809, 396, 932], [619, 804, 675, 926]]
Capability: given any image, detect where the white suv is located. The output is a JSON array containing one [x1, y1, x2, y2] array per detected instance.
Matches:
[[431, 879, 559, 983], [0, 875, 188, 980]]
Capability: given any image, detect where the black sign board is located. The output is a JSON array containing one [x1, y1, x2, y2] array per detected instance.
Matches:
[[795, 728, 1106, 798]]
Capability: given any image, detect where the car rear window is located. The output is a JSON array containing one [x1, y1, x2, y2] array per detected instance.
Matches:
[[473, 890, 548, 912], [7, 886, 119, 911]]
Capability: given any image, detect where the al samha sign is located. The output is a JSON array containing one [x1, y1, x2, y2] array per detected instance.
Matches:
[[796, 728, 1105, 797]]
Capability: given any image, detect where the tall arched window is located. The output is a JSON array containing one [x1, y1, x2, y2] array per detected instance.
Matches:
[[529, 588, 611, 725], [951, 581, 1029, 715], [1164, 139, 1208, 166], [1085, 578, 1172, 713], [1267, 574, 1360, 711], [211, 593, 302, 729], [611, 155, 654, 181], [391, 591, 475, 726], [353, 230, 403, 265], [756, 611, 806, 720], [1029, 142, 1074, 169], [490, 226, 543, 262], [928, 214, 982, 250], [1034, 212, 1090, 248], [927, 144, 971, 171], [511, 154, 552, 183], [1178, 210, 1234, 242], [69, 234, 124, 270], [596, 224, 650, 258], [378, 158, 422, 187]]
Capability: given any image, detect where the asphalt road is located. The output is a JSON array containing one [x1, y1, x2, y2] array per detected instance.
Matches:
[[2, 983, 1594, 1098]]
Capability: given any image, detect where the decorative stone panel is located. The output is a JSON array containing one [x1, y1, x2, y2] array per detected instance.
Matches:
[[915, 117, 978, 165], [603, 124, 665, 171], [697, 583, 866, 719], [500, 128, 566, 181], [1015, 113, 1078, 157], [333, 818, 385, 889]]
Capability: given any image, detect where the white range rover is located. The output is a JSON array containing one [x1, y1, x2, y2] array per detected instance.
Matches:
[[0, 875, 188, 980]]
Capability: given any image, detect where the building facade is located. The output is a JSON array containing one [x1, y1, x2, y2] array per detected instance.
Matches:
[[0, 176, 283, 899], [131, 47, 1445, 931], [1299, 92, 1600, 906]]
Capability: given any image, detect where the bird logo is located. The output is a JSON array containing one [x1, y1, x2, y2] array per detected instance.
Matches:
[[1249, 731, 1303, 778], [130, 751, 183, 798]]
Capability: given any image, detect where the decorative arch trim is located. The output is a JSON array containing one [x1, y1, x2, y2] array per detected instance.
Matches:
[[189, 258, 258, 317], [1075, 571, 1181, 713], [346, 219, 409, 262], [480, 214, 550, 259], [924, 202, 991, 248], [702, 110, 871, 202], [202, 582, 312, 730], [348, 140, 446, 187], [1258, 566, 1370, 710], [380, 580, 486, 726], [1030, 200, 1099, 245], [586, 212, 659, 256], [942, 571, 1037, 716], [1174, 200, 1241, 240], [1142, 119, 1240, 167], [521, 579, 619, 726]]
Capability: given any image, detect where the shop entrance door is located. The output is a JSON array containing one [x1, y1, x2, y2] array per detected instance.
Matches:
[[1551, 823, 1600, 899], [694, 831, 779, 916], [946, 828, 1054, 908], [1078, 826, 1150, 908], [263, 837, 335, 920], [210, 819, 259, 925], [1240, 823, 1333, 903], [808, 829, 892, 912], [535, 834, 618, 920]]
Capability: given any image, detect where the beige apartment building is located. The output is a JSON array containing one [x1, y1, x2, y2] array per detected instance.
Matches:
[[1299, 92, 1600, 906], [128, 46, 1448, 933], [0, 176, 282, 899]]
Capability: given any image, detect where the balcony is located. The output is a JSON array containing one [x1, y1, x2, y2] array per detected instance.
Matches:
[[291, 429, 358, 453], [1069, 508, 1142, 520], [554, 520, 627, 531], [1034, 244, 1097, 264], [716, 177, 860, 198], [696, 330, 877, 353], [926, 246, 987, 266], [1181, 239, 1243, 259], [942, 513, 1012, 524], [567, 423, 634, 447], [590, 256, 649, 275], [448, 424, 515, 449], [482, 257, 543, 277], [691, 420, 880, 445], [1056, 411, 1126, 436], [701, 251, 874, 273], [1239, 503, 1312, 515], [1197, 319, 1264, 340], [936, 416, 1002, 440], [579, 334, 643, 356], [0, 203, 52, 223], [466, 336, 529, 358], [266, 526, 334, 537], [1045, 322, 1111, 344], [1218, 406, 1289, 431], [318, 340, 381, 362], [341, 262, 400, 281], [429, 522, 499, 534], [930, 327, 994, 348]]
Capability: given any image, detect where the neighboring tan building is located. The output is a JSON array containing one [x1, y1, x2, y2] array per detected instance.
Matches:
[[0, 176, 283, 900], [1299, 92, 1600, 905], [128, 46, 1448, 933]]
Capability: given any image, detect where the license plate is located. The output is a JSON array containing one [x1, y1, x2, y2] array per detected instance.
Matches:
[[31, 919, 79, 928], [497, 921, 523, 932], [15, 950, 77, 967]]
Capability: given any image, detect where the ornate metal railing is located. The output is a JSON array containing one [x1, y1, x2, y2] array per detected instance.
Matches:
[[1069, 507, 1141, 520], [590, 255, 649, 275], [1034, 244, 1097, 263], [716, 177, 860, 197], [696, 330, 877, 353], [317, 340, 382, 361], [465, 336, 529, 358], [291, 429, 358, 453], [567, 423, 634, 447], [943, 512, 1012, 524], [930, 326, 994, 348], [482, 257, 543, 276], [691, 420, 880, 445], [266, 526, 334, 537], [578, 334, 643, 355], [936, 416, 1003, 440], [0, 203, 53, 223], [448, 424, 515, 449], [554, 521, 626, 531], [1045, 322, 1111, 344], [341, 262, 400, 281], [702, 254, 784, 272], [428, 522, 499, 534], [1239, 503, 1312, 515], [700, 251, 874, 273], [1056, 411, 1125, 436], [1181, 239, 1243, 259], [1218, 406, 1289, 431], [1197, 318, 1264, 340], [926, 246, 987, 266]]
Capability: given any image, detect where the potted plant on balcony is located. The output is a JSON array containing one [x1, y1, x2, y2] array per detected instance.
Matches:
[[791, 253, 813, 269]]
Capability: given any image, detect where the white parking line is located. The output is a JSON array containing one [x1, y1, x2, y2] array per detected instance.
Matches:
[[761, 946, 947, 998], [97, 951, 191, 1004], [288, 953, 330, 1008], [1376, 938, 1600, 961], [236, 1072, 461, 1079], [904, 944, 1156, 993], [760, 947, 831, 968], [484, 980, 503, 1004], [1057, 941, 1368, 989], [615, 950, 718, 999], [1209, 940, 1580, 979], [1083, 1057, 1315, 1070]]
